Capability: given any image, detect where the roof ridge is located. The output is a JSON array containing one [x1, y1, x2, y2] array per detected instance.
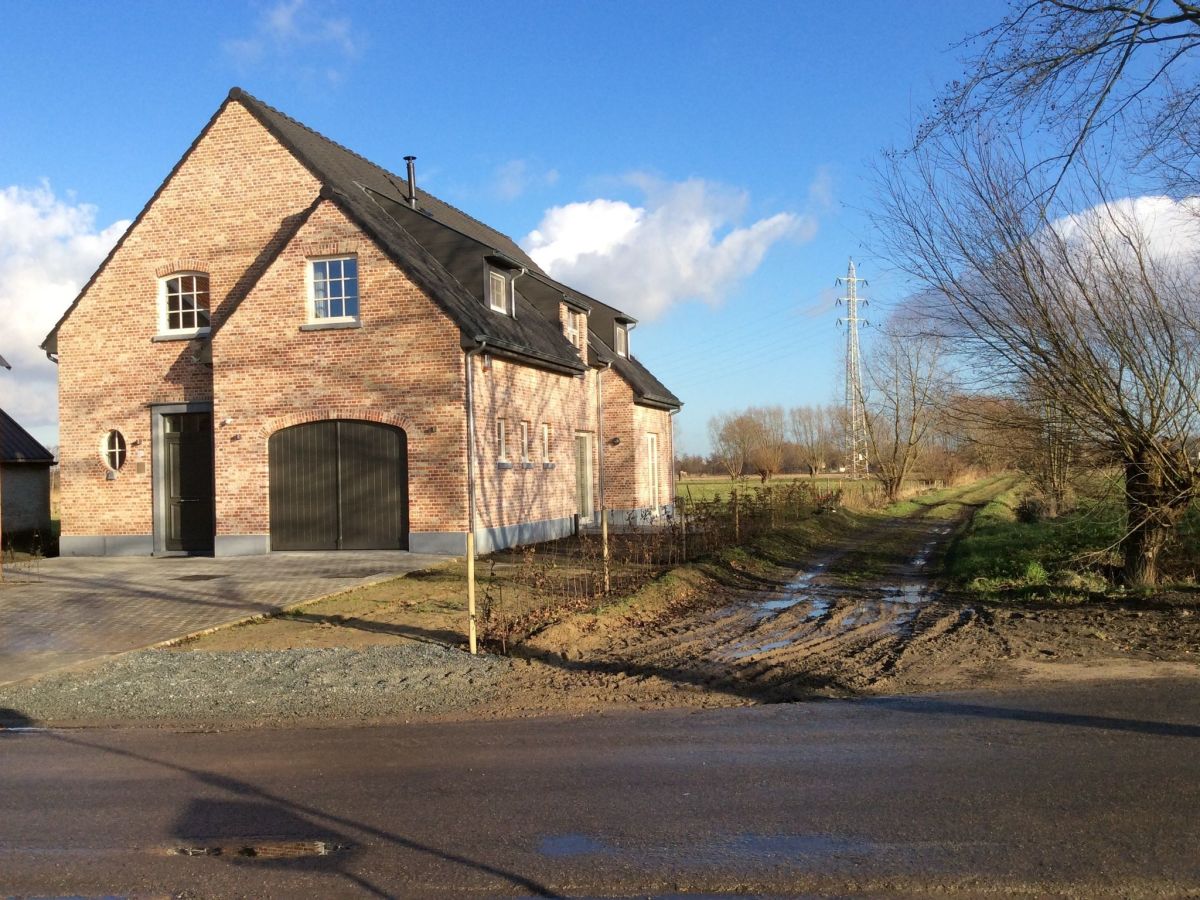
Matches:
[[228, 87, 528, 254]]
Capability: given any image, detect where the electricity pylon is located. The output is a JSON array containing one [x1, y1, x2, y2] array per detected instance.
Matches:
[[836, 259, 869, 479]]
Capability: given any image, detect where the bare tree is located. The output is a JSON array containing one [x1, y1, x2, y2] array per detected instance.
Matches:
[[789, 405, 836, 478], [877, 131, 1200, 586], [745, 406, 788, 483], [708, 412, 751, 481], [861, 322, 950, 503], [930, 1, 1200, 192]]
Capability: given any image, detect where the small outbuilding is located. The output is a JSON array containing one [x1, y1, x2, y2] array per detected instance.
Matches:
[[0, 408, 55, 544]]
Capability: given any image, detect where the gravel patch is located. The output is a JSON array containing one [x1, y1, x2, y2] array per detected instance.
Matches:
[[0, 643, 512, 727]]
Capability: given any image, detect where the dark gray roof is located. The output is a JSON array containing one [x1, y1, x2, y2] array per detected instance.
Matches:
[[0, 354, 10, 370], [45, 88, 679, 405], [233, 89, 587, 376], [0, 409, 53, 464], [587, 334, 681, 410]]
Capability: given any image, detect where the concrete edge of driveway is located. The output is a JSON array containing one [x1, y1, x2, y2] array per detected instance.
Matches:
[[0, 559, 464, 691]]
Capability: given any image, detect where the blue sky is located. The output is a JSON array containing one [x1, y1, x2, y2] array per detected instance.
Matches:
[[0, 0, 1007, 451]]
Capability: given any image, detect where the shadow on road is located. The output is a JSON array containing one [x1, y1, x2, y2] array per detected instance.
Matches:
[[866, 696, 1200, 738], [0, 711, 562, 897]]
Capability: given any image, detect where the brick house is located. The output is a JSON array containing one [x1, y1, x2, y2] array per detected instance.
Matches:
[[42, 88, 680, 557], [0, 407, 54, 541]]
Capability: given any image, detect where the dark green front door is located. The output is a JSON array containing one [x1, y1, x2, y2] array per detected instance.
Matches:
[[164, 412, 215, 552]]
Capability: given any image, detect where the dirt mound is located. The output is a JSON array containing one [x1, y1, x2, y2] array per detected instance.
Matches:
[[485, 485, 1200, 718]]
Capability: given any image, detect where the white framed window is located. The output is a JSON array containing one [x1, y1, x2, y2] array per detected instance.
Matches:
[[520, 420, 531, 462], [645, 433, 660, 506], [158, 273, 211, 335], [496, 418, 507, 460], [615, 323, 629, 357], [101, 430, 127, 471], [488, 268, 510, 314], [565, 310, 579, 347], [308, 256, 359, 321], [542, 423, 552, 461]]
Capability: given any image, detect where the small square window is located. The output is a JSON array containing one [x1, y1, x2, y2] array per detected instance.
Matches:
[[488, 269, 510, 314], [310, 256, 359, 321]]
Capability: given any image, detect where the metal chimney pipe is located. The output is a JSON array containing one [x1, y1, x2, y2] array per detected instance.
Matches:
[[404, 156, 417, 209]]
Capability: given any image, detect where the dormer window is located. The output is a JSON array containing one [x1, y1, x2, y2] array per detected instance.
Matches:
[[309, 256, 359, 322], [487, 268, 511, 315], [565, 310, 579, 347], [159, 273, 211, 335], [615, 323, 629, 357]]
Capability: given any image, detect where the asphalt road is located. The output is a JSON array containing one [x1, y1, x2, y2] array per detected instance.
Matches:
[[2, 678, 1198, 898]]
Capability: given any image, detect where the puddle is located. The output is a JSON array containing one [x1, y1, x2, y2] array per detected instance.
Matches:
[[805, 598, 833, 621], [539, 833, 611, 857], [751, 595, 805, 620]]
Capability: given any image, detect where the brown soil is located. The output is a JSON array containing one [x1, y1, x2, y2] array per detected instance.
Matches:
[[482, 492, 1200, 718], [180, 480, 1200, 722]]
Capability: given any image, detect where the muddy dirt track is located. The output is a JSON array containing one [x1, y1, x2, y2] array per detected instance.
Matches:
[[491, 483, 1200, 717]]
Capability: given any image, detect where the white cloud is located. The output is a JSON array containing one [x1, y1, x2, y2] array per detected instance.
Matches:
[[223, 0, 358, 80], [0, 183, 127, 443], [494, 160, 560, 201], [522, 175, 810, 320], [1051, 195, 1200, 262]]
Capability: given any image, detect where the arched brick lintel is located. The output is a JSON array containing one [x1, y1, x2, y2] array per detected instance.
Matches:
[[259, 409, 415, 438]]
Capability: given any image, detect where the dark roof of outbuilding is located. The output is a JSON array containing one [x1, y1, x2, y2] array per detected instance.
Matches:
[[0, 409, 54, 464]]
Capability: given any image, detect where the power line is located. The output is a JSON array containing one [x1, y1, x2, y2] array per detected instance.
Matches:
[[837, 259, 869, 479]]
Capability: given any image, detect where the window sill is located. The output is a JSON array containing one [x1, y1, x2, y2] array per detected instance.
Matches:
[[542, 461, 556, 470], [153, 330, 210, 342], [496, 460, 513, 470], [300, 319, 362, 332], [520, 461, 535, 470]]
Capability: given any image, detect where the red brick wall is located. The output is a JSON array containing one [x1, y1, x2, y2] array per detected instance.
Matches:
[[55, 95, 677, 549], [600, 370, 674, 515], [212, 199, 469, 538], [470, 354, 598, 531], [57, 101, 321, 539]]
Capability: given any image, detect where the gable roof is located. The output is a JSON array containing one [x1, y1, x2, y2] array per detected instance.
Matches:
[[226, 89, 593, 376], [44, 88, 680, 405], [0, 409, 54, 465]]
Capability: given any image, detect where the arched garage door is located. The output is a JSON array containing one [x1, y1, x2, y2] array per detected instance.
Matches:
[[269, 420, 408, 550]]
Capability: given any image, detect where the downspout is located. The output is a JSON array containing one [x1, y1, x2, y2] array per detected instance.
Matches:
[[596, 360, 612, 524], [668, 406, 680, 511], [509, 265, 527, 319], [463, 339, 488, 655]]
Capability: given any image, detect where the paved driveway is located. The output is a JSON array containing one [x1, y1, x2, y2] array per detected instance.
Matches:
[[0, 551, 453, 686]]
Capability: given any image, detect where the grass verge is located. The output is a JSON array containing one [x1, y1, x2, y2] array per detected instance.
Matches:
[[945, 474, 1200, 601]]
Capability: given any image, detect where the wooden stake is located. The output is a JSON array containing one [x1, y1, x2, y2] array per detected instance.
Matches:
[[679, 496, 687, 561], [466, 530, 477, 655], [601, 507, 610, 594]]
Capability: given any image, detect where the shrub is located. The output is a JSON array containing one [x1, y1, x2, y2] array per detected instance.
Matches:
[[1015, 495, 1047, 524]]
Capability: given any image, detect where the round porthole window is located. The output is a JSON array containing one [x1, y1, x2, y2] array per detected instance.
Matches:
[[102, 430, 127, 471]]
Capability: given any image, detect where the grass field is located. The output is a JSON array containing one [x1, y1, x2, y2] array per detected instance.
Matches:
[[676, 474, 891, 506], [945, 473, 1200, 597]]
